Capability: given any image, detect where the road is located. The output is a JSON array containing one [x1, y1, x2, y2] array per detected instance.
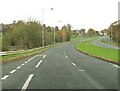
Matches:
[[91, 36, 120, 49], [1, 38, 119, 90]]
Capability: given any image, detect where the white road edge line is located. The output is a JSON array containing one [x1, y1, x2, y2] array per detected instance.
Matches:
[[35, 60, 43, 68], [22, 63, 25, 66], [25, 61, 28, 64], [10, 70, 16, 74], [28, 59, 30, 62], [17, 66, 21, 69], [72, 63, 76, 66], [43, 55, 46, 59], [21, 74, 34, 91], [1, 75, 9, 80], [113, 64, 120, 68]]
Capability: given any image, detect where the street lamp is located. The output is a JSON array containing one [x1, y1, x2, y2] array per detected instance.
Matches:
[[41, 8, 54, 47], [53, 27, 55, 44], [42, 9, 44, 47]]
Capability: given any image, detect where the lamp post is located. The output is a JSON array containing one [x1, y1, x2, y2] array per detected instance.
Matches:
[[50, 8, 55, 44], [53, 27, 55, 44], [42, 9, 44, 47], [41, 8, 54, 47]]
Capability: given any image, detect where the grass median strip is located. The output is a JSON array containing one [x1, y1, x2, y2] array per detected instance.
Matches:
[[1, 47, 48, 63], [76, 39, 119, 64]]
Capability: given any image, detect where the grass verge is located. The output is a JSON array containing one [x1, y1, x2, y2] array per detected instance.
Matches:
[[1, 46, 51, 63], [76, 39, 119, 64]]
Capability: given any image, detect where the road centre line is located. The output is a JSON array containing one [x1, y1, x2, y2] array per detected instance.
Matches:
[[79, 69, 85, 72], [1, 75, 9, 80], [113, 64, 120, 68], [10, 70, 16, 74], [43, 55, 46, 59], [21, 74, 34, 91], [35, 60, 43, 68], [72, 62, 76, 66]]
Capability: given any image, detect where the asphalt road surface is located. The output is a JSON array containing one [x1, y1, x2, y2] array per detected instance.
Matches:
[[1, 38, 119, 90], [92, 36, 120, 49]]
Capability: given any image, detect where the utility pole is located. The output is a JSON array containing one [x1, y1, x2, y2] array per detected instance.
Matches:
[[42, 9, 44, 47], [53, 27, 55, 44], [41, 8, 54, 47]]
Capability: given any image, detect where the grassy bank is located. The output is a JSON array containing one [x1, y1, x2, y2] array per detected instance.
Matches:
[[76, 39, 119, 64]]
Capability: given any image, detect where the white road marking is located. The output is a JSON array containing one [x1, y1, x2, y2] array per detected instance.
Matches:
[[21, 74, 34, 91], [17, 66, 21, 69], [25, 61, 28, 64], [113, 64, 120, 68], [65, 56, 68, 59], [79, 69, 85, 72], [72, 63, 76, 66], [29, 57, 34, 60], [35, 60, 43, 68], [28, 59, 30, 62], [28, 55, 41, 62], [43, 55, 46, 59], [34, 55, 38, 57], [10, 70, 16, 74], [1, 75, 9, 80], [22, 63, 25, 66]]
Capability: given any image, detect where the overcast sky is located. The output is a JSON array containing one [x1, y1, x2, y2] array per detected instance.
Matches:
[[0, 0, 119, 31]]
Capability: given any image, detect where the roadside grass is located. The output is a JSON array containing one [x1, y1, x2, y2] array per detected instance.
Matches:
[[1, 46, 50, 63], [76, 39, 119, 63]]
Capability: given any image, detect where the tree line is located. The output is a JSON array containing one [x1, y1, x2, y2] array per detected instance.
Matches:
[[74, 28, 100, 37], [2, 20, 72, 51]]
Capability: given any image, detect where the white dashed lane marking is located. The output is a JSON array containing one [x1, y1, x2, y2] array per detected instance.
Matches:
[[43, 55, 46, 59], [1, 75, 9, 80], [72, 62, 76, 66], [21, 74, 34, 91], [1, 54, 44, 81], [79, 69, 85, 72], [65, 56, 68, 59], [10, 70, 16, 74], [35, 60, 43, 68]]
